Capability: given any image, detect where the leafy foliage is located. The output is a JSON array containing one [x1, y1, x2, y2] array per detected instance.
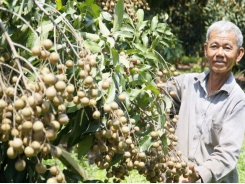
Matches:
[[0, 0, 185, 183]]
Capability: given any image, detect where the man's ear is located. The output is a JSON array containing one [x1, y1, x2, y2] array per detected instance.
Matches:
[[204, 43, 207, 57], [236, 47, 245, 65]]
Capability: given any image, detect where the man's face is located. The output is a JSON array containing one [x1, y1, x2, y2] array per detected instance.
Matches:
[[204, 30, 244, 74]]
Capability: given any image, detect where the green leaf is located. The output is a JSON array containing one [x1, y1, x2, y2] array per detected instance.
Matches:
[[163, 95, 172, 109], [139, 134, 152, 152], [119, 55, 130, 68], [136, 20, 148, 31], [125, 49, 141, 55], [58, 146, 89, 180], [150, 36, 159, 50], [133, 43, 147, 53], [142, 32, 149, 46], [107, 37, 115, 48], [56, 0, 63, 10], [165, 30, 173, 36], [144, 52, 159, 61], [138, 64, 151, 71], [36, 13, 67, 35], [151, 16, 158, 31], [120, 25, 135, 32], [112, 0, 124, 32], [144, 84, 159, 95], [114, 31, 133, 39], [101, 12, 112, 21], [129, 88, 142, 101], [12, 0, 24, 22], [84, 40, 102, 53], [104, 78, 116, 105], [77, 134, 94, 158], [160, 135, 168, 154], [110, 153, 123, 167], [136, 9, 144, 23], [26, 31, 40, 49], [156, 23, 167, 33], [111, 48, 119, 66], [68, 110, 84, 147], [136, 91, 149, 109], [81, 32, 100, 41], [159, 40, 170, 48], [99, 20, 110, 37], [90, 4, 101, 18]]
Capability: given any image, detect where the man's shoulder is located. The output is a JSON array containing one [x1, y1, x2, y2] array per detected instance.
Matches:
[[174, 72, 202, 83]]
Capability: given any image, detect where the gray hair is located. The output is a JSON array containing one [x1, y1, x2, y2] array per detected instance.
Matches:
[[206, 20, 243, 48]]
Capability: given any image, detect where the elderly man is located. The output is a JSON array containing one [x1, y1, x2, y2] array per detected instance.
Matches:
[[165, 20, 245, 182]]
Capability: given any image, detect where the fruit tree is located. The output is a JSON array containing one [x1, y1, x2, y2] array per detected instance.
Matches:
[[0, 0, 189, 182]]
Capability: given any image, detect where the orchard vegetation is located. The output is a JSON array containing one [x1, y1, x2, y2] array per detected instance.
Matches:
[[0, 0, 187, 183], [0, 0, 245, 183]]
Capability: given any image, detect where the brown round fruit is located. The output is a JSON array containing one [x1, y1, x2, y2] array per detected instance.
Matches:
[[43, 73, 57, 85], [46, 177, 58, 183], [102, 81, 110, 90], [92, 110, 100, 119], [33, 121, 44, 132], [84, 76, 93, 85], [31, 46, 41, 56], [118, 93, 126, 102], [65, 60, 74, 68], [121, 126, 130, 134], [49, 52, 60, 64], [22, 107, 32, 118], [50, 165, 58, 175], [150, 131, 159, 139], [58, 113, 69, 125], [12, 138, 23, 150], [15, 159, 26, 171], [66, 84, 75, 94], [22, 121, 33, 131], [35, 163, 47, 174], [55, 81, 66, 92], [31, 141, 41, 152], [24, 146, 35, 157], [51, 146, 62, 158], [46, 86, 57, 100], [103, 104, 111, 113], [42, 39, 53, 50], [81, 97, 89, 106], [7, 146, 17, 159], [46, 129, 57, 141], [110, 101, 118, 110]]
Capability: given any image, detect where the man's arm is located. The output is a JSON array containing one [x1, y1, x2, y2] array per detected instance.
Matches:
[[195, 100, 245, 182]]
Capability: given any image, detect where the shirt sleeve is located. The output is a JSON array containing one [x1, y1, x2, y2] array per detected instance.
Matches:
[[195, 100, 245, 182], [164, 75, 186, 114]]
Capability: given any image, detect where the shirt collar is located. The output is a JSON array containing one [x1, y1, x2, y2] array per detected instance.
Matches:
[[194, 70, 236, 95]]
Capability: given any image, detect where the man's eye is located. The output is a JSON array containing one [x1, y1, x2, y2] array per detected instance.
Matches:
[[211, 45, 217, 49], [225, 47, 231, 50]]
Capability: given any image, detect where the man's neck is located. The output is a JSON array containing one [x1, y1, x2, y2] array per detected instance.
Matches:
[[207, 71, 231, 95]]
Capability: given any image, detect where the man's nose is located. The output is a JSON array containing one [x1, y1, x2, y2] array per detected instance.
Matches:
[[217, 47, 224, 56]]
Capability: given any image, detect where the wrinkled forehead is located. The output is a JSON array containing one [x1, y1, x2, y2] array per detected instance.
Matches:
[[208, 30, 237, 45]]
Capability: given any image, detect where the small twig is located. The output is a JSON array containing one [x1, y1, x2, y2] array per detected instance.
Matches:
[[0, 18, 29, 89], [33, 0, 80, 59], [0, 7, 38, 38]]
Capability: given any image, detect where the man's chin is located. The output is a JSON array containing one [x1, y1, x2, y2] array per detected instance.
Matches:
[[210, 67, 231, 74]]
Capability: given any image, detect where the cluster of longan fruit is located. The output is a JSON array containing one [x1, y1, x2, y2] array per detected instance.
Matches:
[[88, 95, 189, 183], [0, 38, 102, 182]]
